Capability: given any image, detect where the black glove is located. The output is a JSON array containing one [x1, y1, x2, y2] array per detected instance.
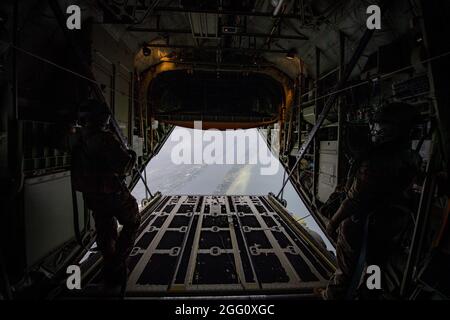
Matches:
[[326, 220, 339, 242], [128, 149, 137, 163]]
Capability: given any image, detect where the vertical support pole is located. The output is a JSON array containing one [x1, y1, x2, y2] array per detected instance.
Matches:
[[143, 163, 149, 200], [339, 31, 346, 85], [297, 74, 303, 151], [143, 96, 148, 155], [312, 47, 321, 203], [284, 82, 296, 156], [139, 96, 144, 139], [128, 71, 133, 147], [110, 64, 116, 116], [337, 31, 346, 186], [149, 116, 154, 155]]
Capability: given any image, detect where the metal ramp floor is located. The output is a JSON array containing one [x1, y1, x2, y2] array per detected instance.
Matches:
[[123, 194, 335, 297]]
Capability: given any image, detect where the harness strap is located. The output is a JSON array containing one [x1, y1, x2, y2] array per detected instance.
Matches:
[[346, 212, 372, 300]]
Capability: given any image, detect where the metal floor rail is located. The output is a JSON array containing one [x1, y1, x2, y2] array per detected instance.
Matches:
[[120, 194, 335, 297]]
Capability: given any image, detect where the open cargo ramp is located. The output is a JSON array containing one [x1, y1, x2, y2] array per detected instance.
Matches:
[[122, 194, 335, 298]]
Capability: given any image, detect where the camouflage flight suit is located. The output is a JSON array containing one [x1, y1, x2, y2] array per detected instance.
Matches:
[[72, 126, 141, 282], [325, 142, 421, 299]]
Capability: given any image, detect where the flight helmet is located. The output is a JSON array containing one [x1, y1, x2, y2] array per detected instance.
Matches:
[[370, 102, 417, 146]]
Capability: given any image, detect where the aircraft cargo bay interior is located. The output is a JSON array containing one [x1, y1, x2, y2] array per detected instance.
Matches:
[[0, 0, 449, 304]]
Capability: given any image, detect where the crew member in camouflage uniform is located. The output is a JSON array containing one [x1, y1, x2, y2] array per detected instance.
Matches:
[[71, 100, 141, 286], [323, 102, 421, 299]]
